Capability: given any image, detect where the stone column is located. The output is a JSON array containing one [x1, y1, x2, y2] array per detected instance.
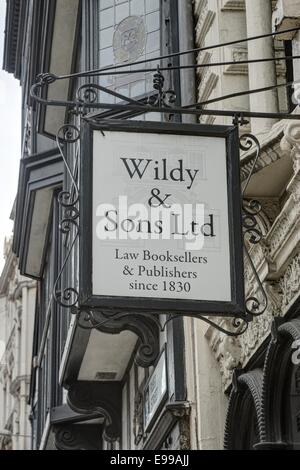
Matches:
[[245, 0, 279, 135]]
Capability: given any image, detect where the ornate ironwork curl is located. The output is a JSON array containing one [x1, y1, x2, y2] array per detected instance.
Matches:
[[243, 247, 268, 317], [74, 307, 249, 338], [76, 83, 141, 107], [240, 133, 268, 318], [53, 218, 79, 309], [56, 124, 80, 207], [36, 72, 59, 85], [52, 124, 81, 309], [162, 313, 249, 337], [240, 133, 261, 197], [242, 199, 263, 245], [148, 68, 177, 108], [74, 309, 161, 368], [75, 308, 162, 332]]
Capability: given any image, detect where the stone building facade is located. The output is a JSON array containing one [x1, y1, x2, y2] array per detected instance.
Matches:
[[0, 238, 36, 450]]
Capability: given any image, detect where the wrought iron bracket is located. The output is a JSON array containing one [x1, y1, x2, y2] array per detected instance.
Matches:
[[53, 124, 80, 309], [30, 72, 300, 121], [42, 70, 269, 347], [240, 133, 268, 318], [73, 308, 161, 368]]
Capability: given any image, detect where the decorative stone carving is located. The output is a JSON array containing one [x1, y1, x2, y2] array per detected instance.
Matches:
[[196, 51, 212, 79], [223, 47, 248, 75], [198, 73, 219, 104], [195, 1, 215, 47], [272, 0, 300, 40], [207, 325, 242, 389], [113, 16, 147, 64], [259, 198, 281, 225], [264, 282, 283, 316], [239, 303, 275, 367], [281, 120, 300, 173], [266, 198, 300, 261], [208, 247, 300, 391], [279, 253, 300, 308]]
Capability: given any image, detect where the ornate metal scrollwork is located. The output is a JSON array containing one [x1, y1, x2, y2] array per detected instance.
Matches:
[[163, 313, 249, 337], [148, 67, 177, 108], [53, 124, 80, 308], [76, 83, 142, 109], [240, 133, 268, 318], [75, 309, 161, 368]]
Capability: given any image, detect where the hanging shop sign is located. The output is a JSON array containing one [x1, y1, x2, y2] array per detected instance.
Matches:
[[80, 120, 244, 315]]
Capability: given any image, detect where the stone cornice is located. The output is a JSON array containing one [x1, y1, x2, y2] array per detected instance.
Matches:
[[241, 111, 300, 182]]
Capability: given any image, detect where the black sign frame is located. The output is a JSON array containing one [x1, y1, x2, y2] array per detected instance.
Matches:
[[80, 119, 245, 316]]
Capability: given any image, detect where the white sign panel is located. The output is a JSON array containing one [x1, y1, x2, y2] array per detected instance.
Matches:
[[93, 131, 231, 301], [81, 121, 244, 315]]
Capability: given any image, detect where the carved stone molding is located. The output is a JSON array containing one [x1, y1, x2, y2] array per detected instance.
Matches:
[[279, 253, 300, 309], [220, 0, 245, 10], [281, 120, 300, 173], [53, 423, 103, 450], [264, 195, 300, 263], [196, 51, 212, 79], [206, 324, 242, 389], [272, 0, 300, 40], [198, 72, 219, 103], [207, 251, 300, 391], [77, 310, 160, 368], [195, 0, 215, 47], [67, 381, 122, 443]]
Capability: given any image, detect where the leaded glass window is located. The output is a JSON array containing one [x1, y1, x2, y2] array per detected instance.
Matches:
[[97, 0, 161, 103]]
